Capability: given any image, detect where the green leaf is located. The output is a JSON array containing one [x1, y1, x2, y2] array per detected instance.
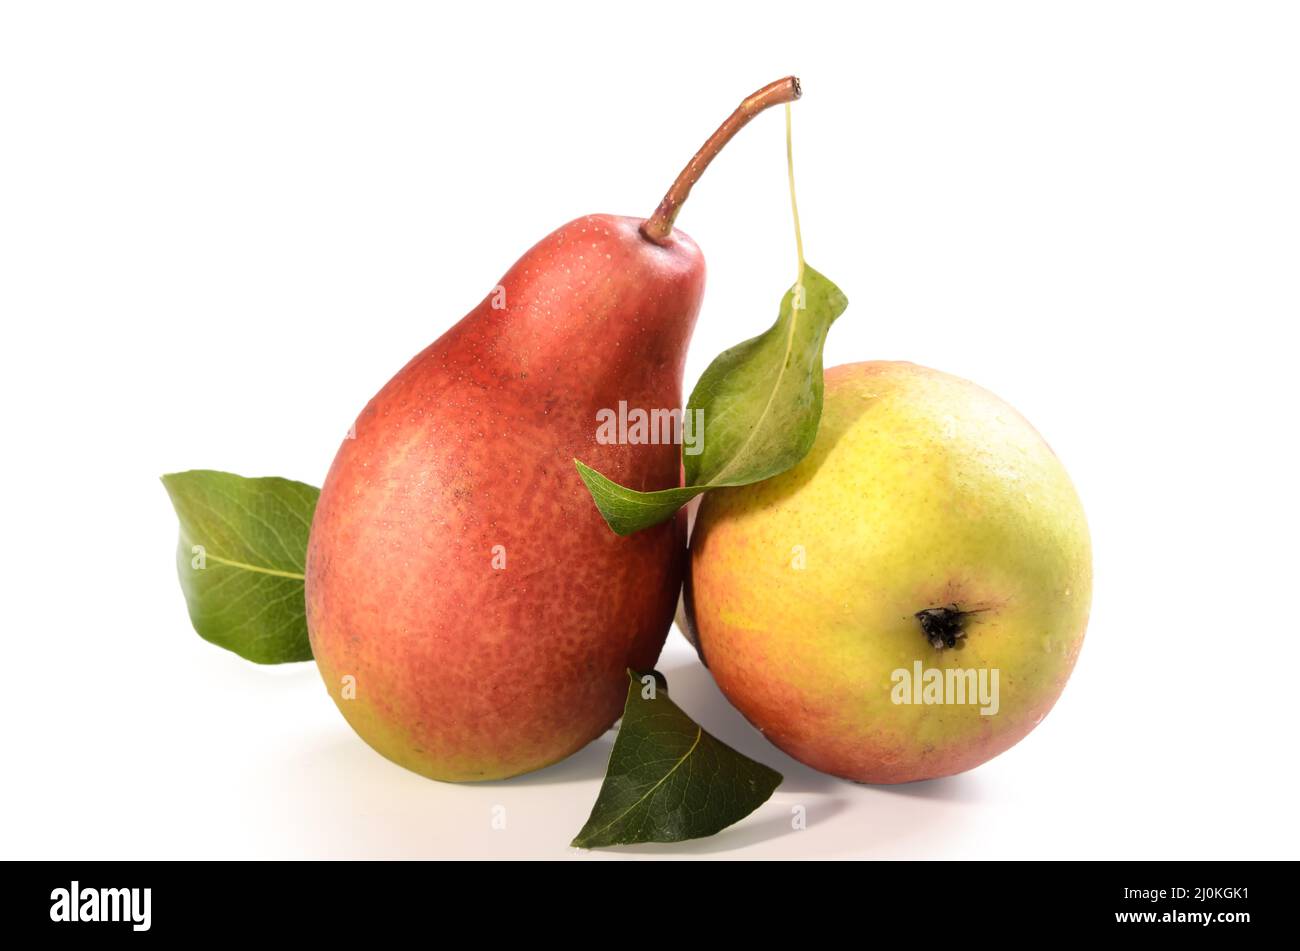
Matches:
[[684, 267, 847, 485], [573, 462, 700, 537], [161, 469, 318, 664], [575, 265, 848, 535], [571, 670, 783, 849]]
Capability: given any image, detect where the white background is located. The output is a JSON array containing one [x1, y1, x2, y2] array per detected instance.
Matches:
[[2, 1, 1297, 859]]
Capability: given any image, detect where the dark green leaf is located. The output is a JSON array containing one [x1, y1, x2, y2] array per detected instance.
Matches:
[[161, 469, 318, 664], [571, 670, 783, 849], [575, 266, 848, 535]]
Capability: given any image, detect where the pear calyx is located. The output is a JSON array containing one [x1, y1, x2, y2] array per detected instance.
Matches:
[[915, 605, 973, 651]]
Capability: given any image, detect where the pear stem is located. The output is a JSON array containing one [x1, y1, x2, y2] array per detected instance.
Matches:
[[641, 76, 802, 244]]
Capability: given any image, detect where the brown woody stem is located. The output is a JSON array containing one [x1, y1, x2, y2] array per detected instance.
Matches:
[[641, 76, 802, 244]]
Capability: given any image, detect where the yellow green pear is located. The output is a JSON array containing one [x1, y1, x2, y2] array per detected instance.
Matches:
[[686, 361, 1091, 783]]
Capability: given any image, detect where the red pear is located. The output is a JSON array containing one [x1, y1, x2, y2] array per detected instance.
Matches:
[[305, 78, 801, 781]]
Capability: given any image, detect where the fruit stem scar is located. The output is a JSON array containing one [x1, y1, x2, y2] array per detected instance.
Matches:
[[915, 605, 974, 650], [640, 76, 802, 244]]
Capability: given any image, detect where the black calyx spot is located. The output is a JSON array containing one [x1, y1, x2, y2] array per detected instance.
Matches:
[[915, 605, 971, 651]]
